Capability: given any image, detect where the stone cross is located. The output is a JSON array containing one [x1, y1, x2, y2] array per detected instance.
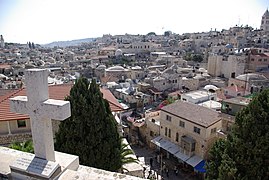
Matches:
[[9, 69, 71, 162]]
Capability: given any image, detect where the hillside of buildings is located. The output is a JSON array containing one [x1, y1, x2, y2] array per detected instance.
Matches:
[[43, 37, 96, 48], [0, 9, 269, 179]]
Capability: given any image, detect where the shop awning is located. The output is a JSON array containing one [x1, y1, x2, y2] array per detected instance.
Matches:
[[151, 136, 191, 162], [194, 160, 206, 173], [186, 155, 203, 167], [151, 136, 170, 149], [167, 144, 180, 154], [174, 151, 190, 161]]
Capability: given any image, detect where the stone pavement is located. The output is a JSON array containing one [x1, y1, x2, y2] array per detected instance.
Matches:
[[131, 145, 200, 180]]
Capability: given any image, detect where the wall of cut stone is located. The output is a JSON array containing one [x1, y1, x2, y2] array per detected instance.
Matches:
[[0, 133, 32, 146]]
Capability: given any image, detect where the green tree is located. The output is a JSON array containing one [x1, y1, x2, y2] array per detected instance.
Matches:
[[9, 140, 34, 153], [183, 53, 203, 62], [32, 42, 35, 49], [183, 52, 192, 61], [55, 77, 122, 171], [147, 32, 156, 36], [206, 89, 269, 179], [192, 54, 203, 62]]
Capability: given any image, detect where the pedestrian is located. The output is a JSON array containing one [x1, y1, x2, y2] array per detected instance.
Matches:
[[150, 157, 153, 167], [174, 165, 177, 174], [147, 170, 152, 179], [166, 167, 169, 177], [162, 163, 166, 173], [143, 166, 146, 177], [175, 169, 178, 176]]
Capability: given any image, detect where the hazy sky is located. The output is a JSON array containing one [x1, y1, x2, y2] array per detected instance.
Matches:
[[0, 0, 268, 44]]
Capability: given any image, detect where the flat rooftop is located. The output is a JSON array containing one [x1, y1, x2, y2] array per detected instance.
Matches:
[[222, 96, 251, 106], [183, 90, 214, 99]]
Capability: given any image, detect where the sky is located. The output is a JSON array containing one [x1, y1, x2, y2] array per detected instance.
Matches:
[[0, 0, 268, 44]]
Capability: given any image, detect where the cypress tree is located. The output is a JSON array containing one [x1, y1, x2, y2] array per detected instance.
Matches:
[[206, 90, 269, 179], [55, 77, 121, 171]]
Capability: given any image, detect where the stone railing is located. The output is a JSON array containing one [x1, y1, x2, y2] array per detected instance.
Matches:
[[0, 133, 32, 146]]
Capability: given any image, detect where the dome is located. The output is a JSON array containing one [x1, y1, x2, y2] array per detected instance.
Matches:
[[96, 65, 106, 70], [204, 85, 219, 91], [115, 49, 122, 56], [236, 73, 267, 81], [131, 66, 142, 70], [106, 65, 125, 71], [225, 44, 233, 49]]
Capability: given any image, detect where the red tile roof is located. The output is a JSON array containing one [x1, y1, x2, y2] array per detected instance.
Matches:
[[0, 64, 11, 69], [0, 84, 123, 121]]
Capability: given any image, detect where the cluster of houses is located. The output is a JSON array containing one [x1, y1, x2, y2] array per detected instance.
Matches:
[[0, 9, 269, 177]]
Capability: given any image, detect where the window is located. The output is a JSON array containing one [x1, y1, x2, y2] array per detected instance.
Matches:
[[259, 59, 262, 61], [194, 126, 201, 134], [264, 59, 267, 62], [166, 115, 172, 122], [168, 129, 171, 138], [176, 132, 179, 142], [179, 120, 185, 128], [17, 120, 26, 128], [150, 131, 154, 137], [251, 58, 254, 61], [211, 128, 217, 134], [165, 127, 168, 136]]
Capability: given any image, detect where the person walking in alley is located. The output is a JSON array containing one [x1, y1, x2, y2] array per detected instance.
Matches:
[[174, 165, 178, 176], [150, 157, 153, 167], [162, 162, 166, 173], [165, 167, 169, 177]]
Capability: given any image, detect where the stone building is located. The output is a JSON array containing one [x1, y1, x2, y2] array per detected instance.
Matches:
[[207, 53, 247, 78], [260, 9, 269, 32], [151, 101, 222, 170], [0, 35, 4, 48]]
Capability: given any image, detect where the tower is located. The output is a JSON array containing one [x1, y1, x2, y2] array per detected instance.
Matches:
[[0, 35, 4, 48], [260, 9, 269, 32]]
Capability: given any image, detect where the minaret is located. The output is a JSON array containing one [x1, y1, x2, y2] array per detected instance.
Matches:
[[260, 9, 269, 32], [0, 35, 4, 48]]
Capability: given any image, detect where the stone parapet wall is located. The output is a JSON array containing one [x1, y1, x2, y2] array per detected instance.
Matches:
[[0, 133, 32, 146]]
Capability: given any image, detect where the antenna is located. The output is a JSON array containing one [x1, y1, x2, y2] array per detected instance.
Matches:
[[238, 16, 241, 27]]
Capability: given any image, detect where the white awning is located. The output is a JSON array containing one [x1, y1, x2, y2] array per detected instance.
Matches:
[[166, 144, 180, 154], [151, 136, 190, 161], [151, 136, 170, 149], [174, 151, 190, 161], [185, 155, 203, 167], [151, 136, 162, 144], [151, 136, 178, 152]]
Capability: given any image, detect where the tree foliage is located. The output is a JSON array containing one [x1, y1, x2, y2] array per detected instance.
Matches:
[[9, 140, 34, 153], [147, 32, 156, 36], [183, 53, 203, 62], [206, 89, 269, 179], [55, 77, 122, 171]]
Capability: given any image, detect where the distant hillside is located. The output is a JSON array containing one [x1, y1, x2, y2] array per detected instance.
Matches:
[[42, 38, 96, 47]]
